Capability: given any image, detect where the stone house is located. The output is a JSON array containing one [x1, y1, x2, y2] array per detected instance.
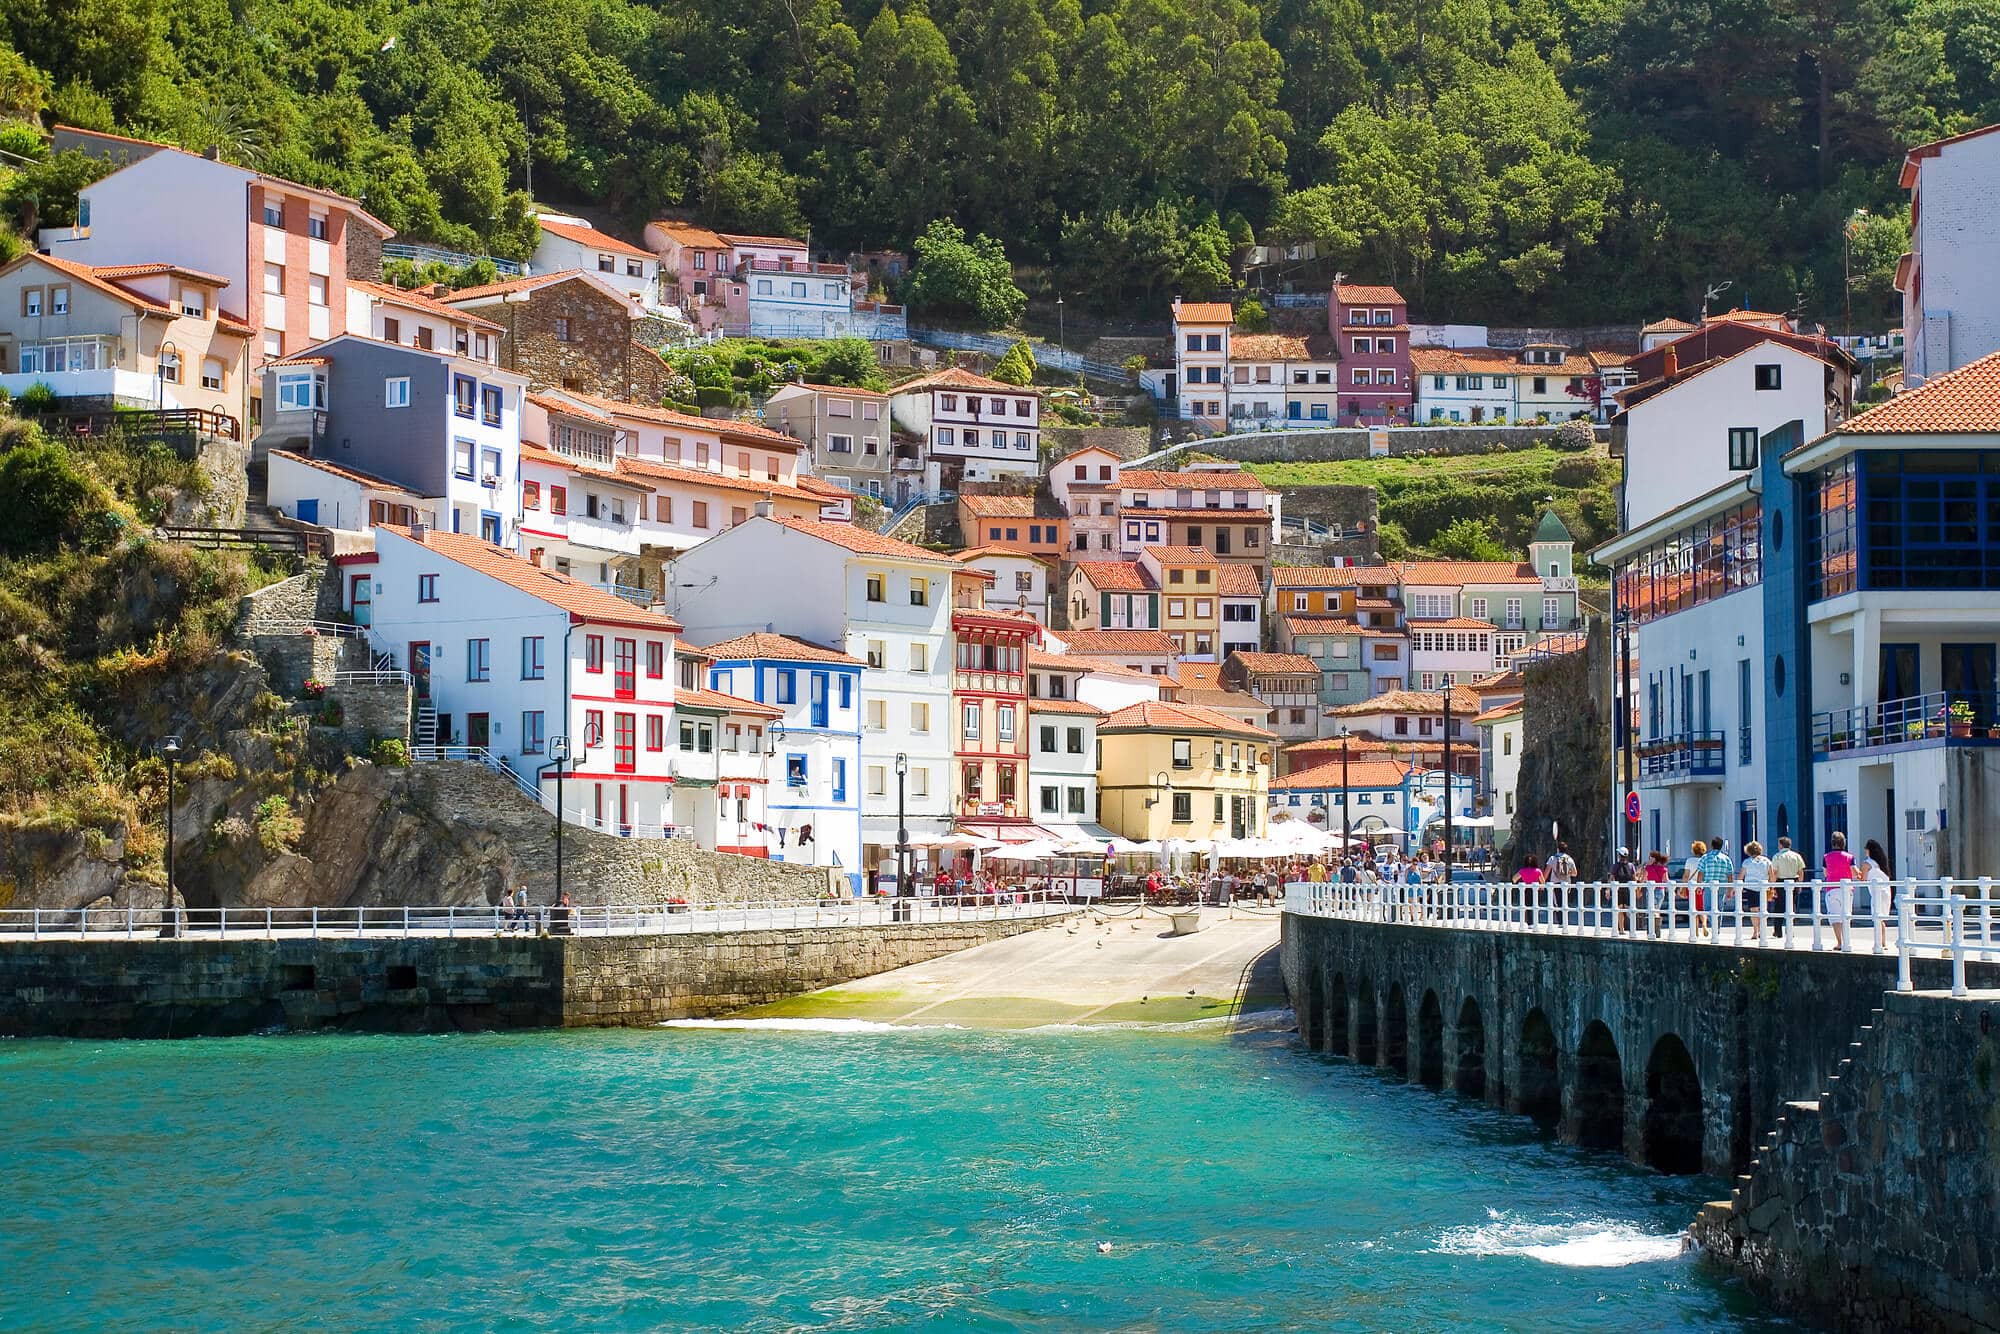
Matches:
[[444, 271, 676, 404]]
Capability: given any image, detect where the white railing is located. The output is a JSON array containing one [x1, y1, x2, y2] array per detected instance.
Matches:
[[254, 618, 367, 639], [330, 669, 411, 687], [409, 744, 684, 840], [0, 893, 1077, 941], [1284, 877, 2000, 994]]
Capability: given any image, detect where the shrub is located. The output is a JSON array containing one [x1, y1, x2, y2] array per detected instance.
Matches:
[[15, 381, 57, 413], [253, 794, 304, 855], [1553, 418, 1596, 451], [1375, 520, 1410, 560], [1550, 455, 1604, 488], [1431, 517, 1509, 562], [1235, 298, 1271, 332], [370, 737, 411, 767], [0, 439, 117, 555]]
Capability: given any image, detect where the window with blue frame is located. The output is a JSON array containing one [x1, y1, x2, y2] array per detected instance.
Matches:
[[777, 669, 796, 703], [838, 674, 853, 709], [832, 758, 846, 802], [1853, 449, 2000, 593], [1807, 454, 1858, 600], [786, 754, 807, 785]]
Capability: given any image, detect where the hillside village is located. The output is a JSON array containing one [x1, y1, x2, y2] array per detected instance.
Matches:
[[1, 114, 1997, 898]]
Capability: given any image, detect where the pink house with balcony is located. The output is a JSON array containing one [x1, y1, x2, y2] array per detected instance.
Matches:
[[1329, 283, 1414, 426]]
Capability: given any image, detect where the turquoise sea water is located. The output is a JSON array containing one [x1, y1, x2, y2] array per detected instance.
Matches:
[[0, 1018, 1779, 1332]]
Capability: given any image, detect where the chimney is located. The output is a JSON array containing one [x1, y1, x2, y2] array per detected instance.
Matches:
[[203, 145, 221, 161], [1661, 344, 1678, 380], [409, 522, 429, 543], [754, 498, 775, 519], [427, 283, 451, 299], [1172, 295, 1182, 316]]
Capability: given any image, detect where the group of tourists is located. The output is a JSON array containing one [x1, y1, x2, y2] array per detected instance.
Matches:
[[1518, 834, 1897, 947]]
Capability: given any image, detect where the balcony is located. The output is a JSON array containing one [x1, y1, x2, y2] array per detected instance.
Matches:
[[1636, 731, 1726, 786], [564, 510, 642, 556], [954, 668, 1025, 694], [1537, 616, 1582, 633], [1813, 692, 2000, 756]]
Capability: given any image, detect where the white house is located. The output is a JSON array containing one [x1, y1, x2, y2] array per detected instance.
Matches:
[[344, 279, 504, 364], [889, 367, 1040, 483], [1474, 699, 1525, 853], [531, 216, 662, 311], [1170, 298, 1233, 423], [1897, 123, 2000, 387], [1050, 445, 1123, 556], [1027, 652, 1109, 838], [666, 514, 960, 876], [953, 547, 1053, 624], [358, 525, 684, 832], [700, 632, 867, 893]]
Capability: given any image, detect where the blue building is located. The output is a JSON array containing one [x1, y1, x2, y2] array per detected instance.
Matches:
[[699, 631, 867, 893]]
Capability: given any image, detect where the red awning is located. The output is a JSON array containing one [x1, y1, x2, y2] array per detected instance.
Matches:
[[954, 820, 1062, 844]]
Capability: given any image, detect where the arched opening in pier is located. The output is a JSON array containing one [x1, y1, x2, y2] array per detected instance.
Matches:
[[1299, 964, 1326, 1051], [1518, 1008, 1562, 1130], [1327, 973, 1349, 1056], [1643, 1034, 1704, 1175], [1383, 983, 1409, 1077], [1417, 989, 1444, 1089], [1574, 1021, 1626, 1152], [1455, 998, 1487, 1099], [1355, 976, 1379, 1065]]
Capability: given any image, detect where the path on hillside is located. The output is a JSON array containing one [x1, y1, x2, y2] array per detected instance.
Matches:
[[738, 906, 1285, 1028]]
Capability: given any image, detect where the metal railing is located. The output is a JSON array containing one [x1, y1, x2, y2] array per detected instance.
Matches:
[[329, 669, 412, 687], [1636, 730, 1726, 781], [252, 618, 367, 639], [1285, 877, 2000, 994], [0, 892, 1077, 942], [409, 745, 682, 840], [382, 242, 526, 277], [32, 407, 242, 444], [1812, 691, 2000, 754], [157, 525, 320, 557]]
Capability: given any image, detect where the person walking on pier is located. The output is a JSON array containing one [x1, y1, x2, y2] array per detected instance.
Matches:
[[1698, 837, 1734, 938], [1740, 841, 1773, 939], [1643, 851, 1670, 936], [1547, 842, 1577, 925], [1822, 833, 1855, 950], [1860, 839, 1894, 952], [1612, 847, 1638, 933], [1515, 855, 1544, 925], [1771, 836, 1807, 936]]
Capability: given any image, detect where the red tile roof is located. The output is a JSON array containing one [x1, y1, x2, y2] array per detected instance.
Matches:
[[1280, 615, 1405, 640], [445, 270, 605, 304], [771, 515, 956, 562], [92, 261, 232, 286], [387, 527, 682, 632], [1142, 544, 1219, 565], [1822, 350, 2000, 437], [718, 232, 808, 249], [267, 449, 421, 497], [894, 366, 1026, 395], [1026, 696, 1106, 717], [1039, 653, 1159, 682], [520, 442, 653, 491], [1229, 651, 1318, 676], [670, 684, 784, 718], [1216, 564, 1263, 597], [1273, 566, 1377, 588], [649, 220, 728, 248], [351, 279, 506, 332], [21, 253, 172, 315], [613, 456, 823, 505], [1071, 561, 1156, 591], [1334, 284, 1406, 306], [1054, 628, 1178, 656], [958, 493, 1038, 516], [698, 631, 862, 665], [1121, 469, 1262, 490], [1118, 507, 1274, 521], [1329, 687, 1480, 716], [1100, 698, 1275, 739], [1472, 702, 1524, 726], [526, 391, 616, 426], [1175, 662, 1224, 690], [1642, 317, 1698, 335], [1228, 332, 1309, 360], [1407, 616, 1499, 631], [556, 388, 803, 448], [1396, 561, 1542, 586], [538, 218, 654, 260], [1271, 758, 1415, 790], [1172, 301, 1234, 324]]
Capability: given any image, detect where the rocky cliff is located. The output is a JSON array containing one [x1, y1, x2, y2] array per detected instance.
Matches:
[[1512, 619, 1614, 877]]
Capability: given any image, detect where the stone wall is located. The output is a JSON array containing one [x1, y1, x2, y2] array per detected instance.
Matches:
[[1513, 620, 1613, 876], [1202, 425, 1603, 464], [1270, 485, 1381, 566], [1691, 990, 2000, 1333], [345, 228, 384, 283], [236, 566, 327, 634], [1043, 425, 1152, 461], [0, 913, 1071, 1037], [324, 678, 411, 750], [560, 913, 1068, 1024], [457, 278, 671, 401], [1280, 912, 2000, 1179]]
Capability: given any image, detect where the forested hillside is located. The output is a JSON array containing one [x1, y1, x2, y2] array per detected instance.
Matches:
[[2, 0, 1996, 324]]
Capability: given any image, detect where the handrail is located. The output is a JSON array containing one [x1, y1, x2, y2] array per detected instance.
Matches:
[[329, 669, 412, 687], [0, 893, 1076, 941], [252, 618, 367, 639], [1284, 876, 2000, 989]]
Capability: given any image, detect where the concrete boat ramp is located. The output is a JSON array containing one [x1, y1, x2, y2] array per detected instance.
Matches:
[[738, 906, 1285, 1028]]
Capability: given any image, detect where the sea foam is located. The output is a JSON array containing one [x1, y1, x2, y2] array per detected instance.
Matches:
[[1433, 1209, 1688, 1267], [659, 1017, 959, 1033]]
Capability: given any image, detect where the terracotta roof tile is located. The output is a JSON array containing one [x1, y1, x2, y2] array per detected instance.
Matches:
[[538, 218, 654, 260], [1228, 332, 1310, 361], [1472, 703, 1524, 726], [1054, 629, 1178, 656], [386, 527, 682, 632], [1825, 350, 2000, 437], [520, 443, 653, 491], [1120, 469, 1262, 490], [718, 232, 808, 249], [894, 366, 1026, 395], [649, 220, 728, 248], [771, 515, 956, 562], [1175, 662, 1224, 689], [1272, 566, 1376, 588], [1642, 318, 1698, 335], [698, 631, 862, 665], [1172, 301, 1234, 324], [1142, 544, 1219, 564], [958, 493, 1037, 516], [1026, 696, 1106, 717], [1070, 561, 1156, 591], [1217, 564, 1264, 597], [526, 391, 616, 426], [1333, 283, 1406, 306], [1229, 651, 1318, 675], [1100, 698, 1275, 739], [446, 270, 602, 304], [1271, 758, 1414, 790], [1395, 560, 1541, 586], [1328, 686, 1480, 716], [783, 380, 887, 399], [1280, 615, 1405, 639], [1408, 616, 1498, 631], [20, 254, 172, 315], [613, 457, 823, 505], [556, 388, 802, 448], [267, 449, 421, 497], [351, 279, 505, 332], [671, 684, 784, 718]]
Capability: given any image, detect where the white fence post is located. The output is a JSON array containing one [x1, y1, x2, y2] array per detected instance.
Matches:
[[1951, 893, 1969, 998]]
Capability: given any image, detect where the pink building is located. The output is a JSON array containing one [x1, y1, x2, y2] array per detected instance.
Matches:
[[1328, 283, 1414, 426]]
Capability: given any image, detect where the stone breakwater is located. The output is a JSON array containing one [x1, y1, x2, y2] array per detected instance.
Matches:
[[1690, 990, 2000, 1334], [0, 914, 1074, 1038]]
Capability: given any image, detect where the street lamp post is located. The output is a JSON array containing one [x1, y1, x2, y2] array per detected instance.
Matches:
[[550, 734, 569, 902], [158, 735, 181, 938], [894, 752, 910, 916], [1338, 725, 1351, 851], [1056, 296, 1066, 362], [1442, 689, 1454, 869], [156, 339, 178, 412]]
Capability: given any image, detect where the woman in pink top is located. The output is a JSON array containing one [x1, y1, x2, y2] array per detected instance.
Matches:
[[1821, 831, 1855, 949], [1516, 855, 1544, 925]]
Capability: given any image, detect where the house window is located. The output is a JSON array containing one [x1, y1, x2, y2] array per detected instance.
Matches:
[[522, 480, 540, 510], [1728, 426, 1760, 470], [200, 358, 225, 391], [585, 635, 604, 673], [909, 643, 928, 672], [417, 574, 438, 602], [262, 201, 284, 227], [522, 636, 545, 679], [522, 711, 545, 755], [1754, 363, 1782, 391], [996, 705, 1015, 742], [1351, 368, 1368, 385], [452, 439, 474, 479], [308, 275, 328, 307], [646, 716, 665, 751], [962, 702, 980, 740], [179, 287, 204, 318], [645, 642, 664, 678], [866, 573, 885, 602], [829, 434, 853, 453], [157, 351, 182, 384], [550, 485, 567, 515], [20, 287, 42, 317], [776, 670, 796, 704], [613, 638, 636, 696], [481, 385, 503, 426], [911, 701, 929, 732], [553, 317, 572, 343], [691, 500, 708, 528], [614, 713, 636, 771], [1171, 791, 1192, 823], [385, 377, 410, 408], [1353, 338, 1371, 354], [1172, 738, 1192, 769], [275, 372, 323, 412], [909, 579, 928, 607], [263, 262, 284, 296], [308, 213, 327, 240], [453, 376, 476, 417]]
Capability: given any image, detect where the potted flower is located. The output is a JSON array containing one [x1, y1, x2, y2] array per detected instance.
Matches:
[[302, 678, 327, 699], [1947, 698, 1975, 738], [665, 895, 690, 914]]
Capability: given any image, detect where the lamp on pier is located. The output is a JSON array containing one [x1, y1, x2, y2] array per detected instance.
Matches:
[[158, 735, 181, 938]]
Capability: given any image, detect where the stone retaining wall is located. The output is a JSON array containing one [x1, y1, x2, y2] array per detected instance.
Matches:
[[0, 913, 1072, 1037], [1203, 425, 1602, 463], [1691, 989, 2000, 1333]]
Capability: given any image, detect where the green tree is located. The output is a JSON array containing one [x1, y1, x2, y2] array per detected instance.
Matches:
[[991, 339, 1037, 384], [1235, 297, 1270, 331], [906, 217, 1026, 325], [0, 45, 49, 122], [1431, 517, 1509, 561], [0, 439, 115, 555]]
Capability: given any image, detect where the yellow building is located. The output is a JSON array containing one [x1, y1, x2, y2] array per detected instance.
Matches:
[[1143, 545, 1223, 658], [1097, 700, 1274, 842]]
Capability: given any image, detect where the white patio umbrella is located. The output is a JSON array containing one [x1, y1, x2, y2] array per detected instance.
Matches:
[[988, 838, 1064, 861]]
